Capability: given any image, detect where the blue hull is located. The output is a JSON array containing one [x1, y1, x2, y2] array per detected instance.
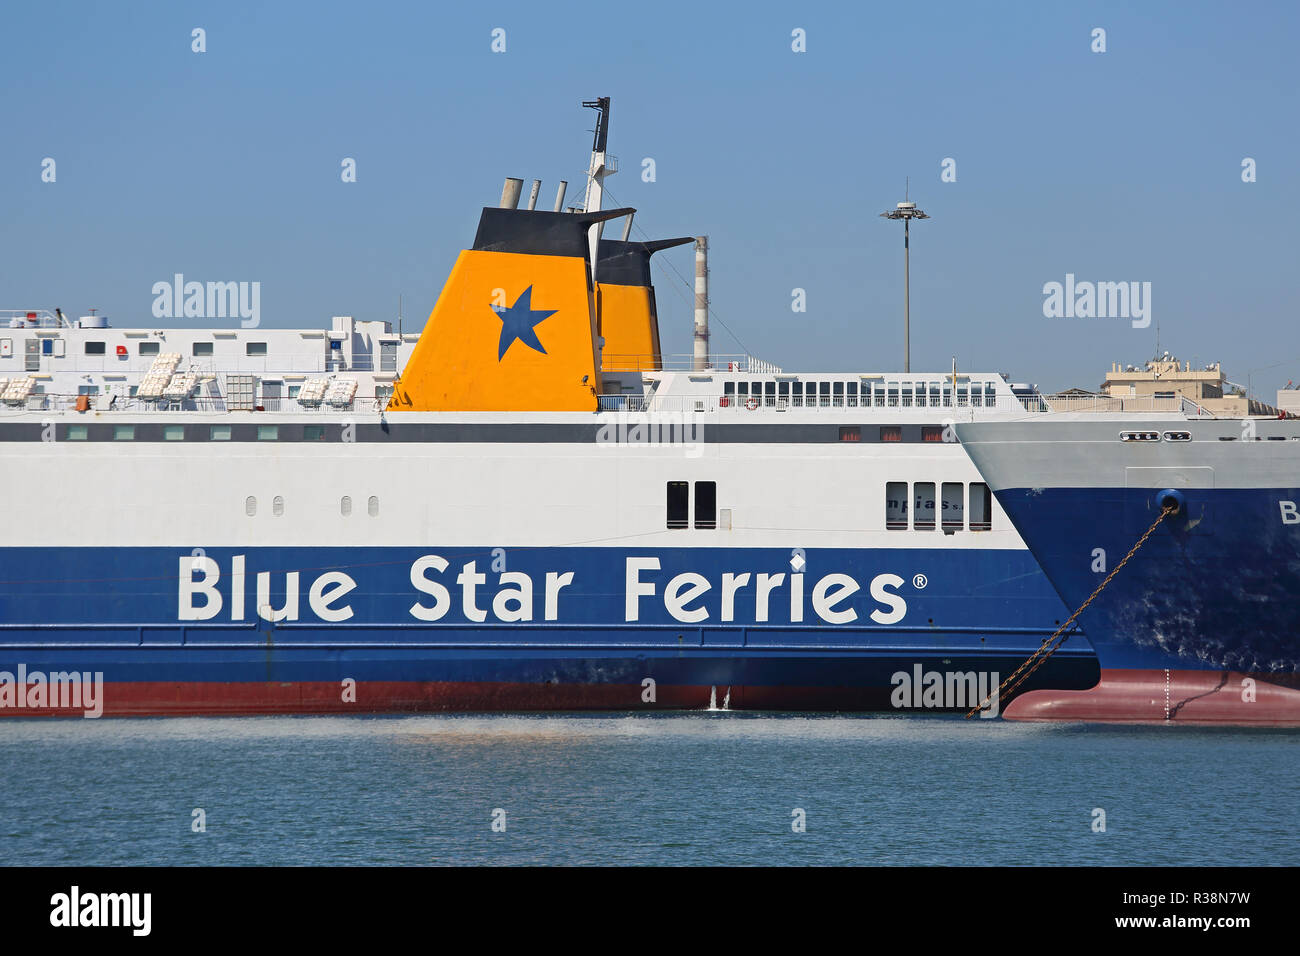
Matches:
[[991, 487, 1300, 674], [0, 545, 1097, 714]]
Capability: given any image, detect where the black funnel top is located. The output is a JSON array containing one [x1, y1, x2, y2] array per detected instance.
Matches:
[[597, 236, 694, 286], [472, 207, 633, 259]]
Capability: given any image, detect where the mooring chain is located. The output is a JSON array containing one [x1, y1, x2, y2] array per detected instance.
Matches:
[[964, 503, 1176, 719]]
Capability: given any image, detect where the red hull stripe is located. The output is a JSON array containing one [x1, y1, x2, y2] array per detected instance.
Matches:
[[0, 680, 903, 717], [5, 672, 1299, 722], [1003, 669, 1300, 726]]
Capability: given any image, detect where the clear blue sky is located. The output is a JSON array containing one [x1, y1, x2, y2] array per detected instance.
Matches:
[[3, 1, 1297, 394]]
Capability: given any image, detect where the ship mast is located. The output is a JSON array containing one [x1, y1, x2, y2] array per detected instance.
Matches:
[[581, 97, 614, 283]]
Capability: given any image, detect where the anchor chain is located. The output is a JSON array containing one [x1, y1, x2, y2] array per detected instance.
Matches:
[[964, 503, 1176, 719]]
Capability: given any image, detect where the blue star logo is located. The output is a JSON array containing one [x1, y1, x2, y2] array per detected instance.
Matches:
[[493, 286, 557, 360]]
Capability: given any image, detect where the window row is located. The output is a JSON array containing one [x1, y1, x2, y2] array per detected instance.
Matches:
[[244, 496, 380, 517], [840, 425, 949, 443], [78, 341, 270, 357], [721, 380, 1000, 408], [66, 424, 329, 441], [885, 482, 993, 532], [667, 480, 717, 529]]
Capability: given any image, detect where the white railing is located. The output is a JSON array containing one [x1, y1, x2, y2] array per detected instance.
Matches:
[[602, 354, 785, 373], [1040, 393, 1210, 415], [1, 309, 64, 329], [3, 394, 389, 415], [598, 393, 1026, 413]]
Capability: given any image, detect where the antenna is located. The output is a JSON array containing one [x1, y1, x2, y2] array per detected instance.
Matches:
[[580, 97, 616, 285]]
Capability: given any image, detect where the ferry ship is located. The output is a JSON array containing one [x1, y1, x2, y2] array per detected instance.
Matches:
[[0, 98, 1099, 717], [957, 412, 1300, 725]]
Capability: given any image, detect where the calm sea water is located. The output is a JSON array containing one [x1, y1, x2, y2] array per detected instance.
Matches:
[[1, 714, 1296, 866]]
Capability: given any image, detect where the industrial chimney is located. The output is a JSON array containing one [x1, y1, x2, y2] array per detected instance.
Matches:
[[693, 236, 710, 370]]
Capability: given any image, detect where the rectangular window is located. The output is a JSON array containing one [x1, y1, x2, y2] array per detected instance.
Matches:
[[694, 481, 716, 529], [929, 384, 940, 407], [140, 342, 160, 355], [85, 341, 106, 355], [777, 381, 790, 402], [922, 426, 945, 443], [791, 382, 802, 407], [257, 425, 279, 441], [969, 483, 993, 531], [193, 342, 214, 357], [163, 425, 185, 441], [304, 425, 326, 441], [941, 482, 964, 532], [113, 425, 135, 441], [846, 381, 858, 407], [246, 342, 268, 356], [667, 481, 689, 529], [66, 425, 87, 441], [914, 482, 936, 530], [210, 425, 232, 441], [819, 382, 831, 407], [764, 381, 776, 407], [1154, 391, 1175, 400], [880, 426, 902, 443], [833, 382, 844, 407], [736, 381, 748, 398], [288, 385, 301, 399], [838, 426, 861, 442], [885, 481, 908, 530], [723, 381, 735, 406]]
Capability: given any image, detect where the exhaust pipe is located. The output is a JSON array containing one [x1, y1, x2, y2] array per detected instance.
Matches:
[[499, 178, 524, 209]]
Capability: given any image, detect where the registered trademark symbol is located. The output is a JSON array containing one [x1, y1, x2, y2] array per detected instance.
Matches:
[[912, 573, 928, 589]]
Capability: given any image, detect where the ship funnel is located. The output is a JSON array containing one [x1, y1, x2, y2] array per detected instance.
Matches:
[[499, 178, 524, 209], [597, 235, 693, 373], [553, 180, 568, 212], [526, 180, 541, 211], [389, 206, 633, 413]]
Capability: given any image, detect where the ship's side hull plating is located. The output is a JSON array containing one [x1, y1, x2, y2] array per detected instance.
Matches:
[[957, 418, 1300, 724], [0, 544, 1095, 716]]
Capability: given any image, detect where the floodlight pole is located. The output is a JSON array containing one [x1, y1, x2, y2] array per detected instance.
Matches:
[[880, 189, 929, 373]]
